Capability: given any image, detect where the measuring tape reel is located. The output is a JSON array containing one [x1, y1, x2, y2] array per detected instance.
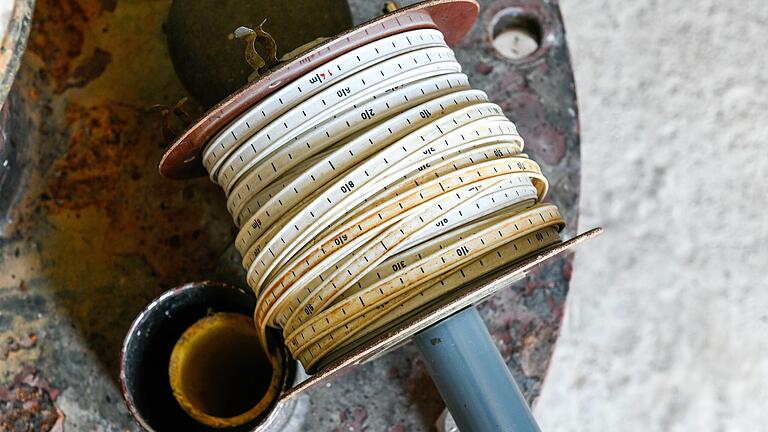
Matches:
[[148, 0, 601, 429]]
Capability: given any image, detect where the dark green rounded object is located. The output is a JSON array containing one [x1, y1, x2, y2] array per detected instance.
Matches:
[[166, 0, 353, 108]]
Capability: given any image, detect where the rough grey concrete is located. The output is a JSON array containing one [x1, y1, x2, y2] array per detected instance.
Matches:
[[535, 1, 768, 430]]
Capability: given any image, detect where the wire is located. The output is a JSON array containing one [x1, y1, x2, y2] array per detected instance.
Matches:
[[202, 28, 565, 371]]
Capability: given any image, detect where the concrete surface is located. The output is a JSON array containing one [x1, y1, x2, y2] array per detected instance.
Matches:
[[535, 1, 768, 431]]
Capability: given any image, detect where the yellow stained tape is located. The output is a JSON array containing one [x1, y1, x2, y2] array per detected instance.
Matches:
[[202, 29, 566, 370]]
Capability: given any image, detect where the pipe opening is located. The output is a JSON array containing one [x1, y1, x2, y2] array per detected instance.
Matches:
[[121, 282, 299, 431], [489, 9, 543, 61], [169, 313, 281, 428]]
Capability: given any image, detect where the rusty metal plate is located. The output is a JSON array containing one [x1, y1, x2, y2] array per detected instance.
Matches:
[[0, 0, 34, 109], [0, 0, 579, 430]]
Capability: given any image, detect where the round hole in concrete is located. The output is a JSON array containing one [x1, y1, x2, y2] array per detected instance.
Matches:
[[489, 9, 543, 61]]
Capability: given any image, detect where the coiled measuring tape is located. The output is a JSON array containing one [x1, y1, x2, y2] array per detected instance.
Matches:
[[201, 28, 565, 371]]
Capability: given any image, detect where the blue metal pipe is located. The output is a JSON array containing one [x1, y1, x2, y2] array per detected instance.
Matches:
[[414, 307, 541, 432]]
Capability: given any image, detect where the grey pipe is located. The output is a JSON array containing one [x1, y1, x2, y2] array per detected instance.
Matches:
[[414, 307, 541, 432]]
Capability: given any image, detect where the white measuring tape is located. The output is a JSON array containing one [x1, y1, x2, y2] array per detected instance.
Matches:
[[201, 28, 565, 370]]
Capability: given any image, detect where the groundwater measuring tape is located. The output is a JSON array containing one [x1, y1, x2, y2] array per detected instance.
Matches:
[[200, 28, 565, 371]]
